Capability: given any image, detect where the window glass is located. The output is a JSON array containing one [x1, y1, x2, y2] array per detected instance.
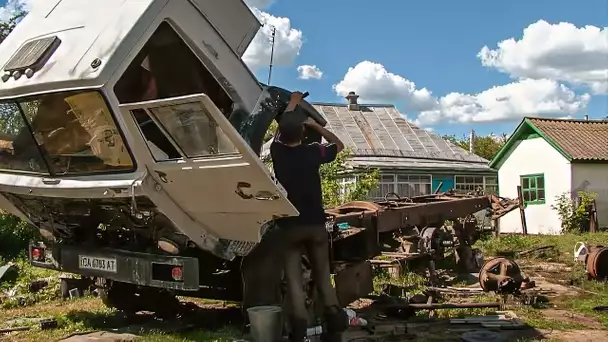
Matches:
[[20, 92, 134, 174], [520, 174, 545, 204], [147, 102, 238, 158], [0, 102, 48, 173]]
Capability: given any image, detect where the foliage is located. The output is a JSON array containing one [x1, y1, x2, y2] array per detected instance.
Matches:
[[551, 191, 598, 234], [0, 211, 39, 261], [443, 133, 508, 161], [319, 148, 379, 208], [0, 259, 61, 309], [0, 12, 24, 44]]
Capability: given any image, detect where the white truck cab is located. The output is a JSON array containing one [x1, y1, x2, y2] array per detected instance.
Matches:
[[0, 0, 306, 263], [0, 0, 318, 306]]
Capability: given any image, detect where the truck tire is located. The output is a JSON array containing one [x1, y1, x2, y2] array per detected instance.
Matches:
[[97, 280, 143, 314], [96, 279, 181, 316]]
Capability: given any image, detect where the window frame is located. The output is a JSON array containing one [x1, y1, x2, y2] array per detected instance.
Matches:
[[0, 90, 137, 177], [454, 175, 498, 195], [369, 173, 432, 199], [520, 173, 546, 205]]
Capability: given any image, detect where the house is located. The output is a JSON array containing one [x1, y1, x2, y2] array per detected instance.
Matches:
[[490, 117, 608, 235], [308, 92, 496, 200]]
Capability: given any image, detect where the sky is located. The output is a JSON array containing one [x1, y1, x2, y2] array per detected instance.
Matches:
[[0, 0, 606, 138]]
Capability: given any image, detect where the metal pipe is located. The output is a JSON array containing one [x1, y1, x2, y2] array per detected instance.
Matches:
[[382, 302, 501, 310]]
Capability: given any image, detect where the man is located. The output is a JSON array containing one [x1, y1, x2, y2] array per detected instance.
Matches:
[[270, 91, 348, 342]]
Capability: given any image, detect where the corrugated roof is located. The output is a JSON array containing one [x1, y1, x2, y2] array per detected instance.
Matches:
[[311, 103, 488, 164], [528, 117, 608, 161]]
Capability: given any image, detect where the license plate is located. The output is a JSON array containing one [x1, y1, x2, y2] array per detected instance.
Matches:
[[78, 255, 117, 273]]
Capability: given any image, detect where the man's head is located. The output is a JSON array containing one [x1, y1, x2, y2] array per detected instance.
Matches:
[[278, 122, 304, 145]]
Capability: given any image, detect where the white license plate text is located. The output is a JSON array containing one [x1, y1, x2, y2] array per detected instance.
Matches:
[[78, 256, 117, 273]]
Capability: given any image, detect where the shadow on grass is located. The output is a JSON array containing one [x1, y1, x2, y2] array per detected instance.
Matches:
[[61, 304, 244, 338]]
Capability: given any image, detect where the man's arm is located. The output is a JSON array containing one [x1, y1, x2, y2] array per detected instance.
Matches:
[[284, 91, 305, 113], [304, 118, 345, 153]]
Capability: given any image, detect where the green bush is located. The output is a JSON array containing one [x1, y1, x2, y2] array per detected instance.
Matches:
[[551, 191, 597, 234], [0, 212, 39, 261]]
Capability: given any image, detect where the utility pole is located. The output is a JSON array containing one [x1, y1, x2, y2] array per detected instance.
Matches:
[[267, 26, 276, 85]]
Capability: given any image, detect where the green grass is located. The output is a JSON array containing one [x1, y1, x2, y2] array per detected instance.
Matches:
[[474, 232, 608, 266], [0, 258, 64, 309], [3, 233, 608, 341], [475, 233, 608, 330]]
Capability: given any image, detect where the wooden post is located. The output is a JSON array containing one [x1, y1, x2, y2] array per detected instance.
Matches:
[[589, 199, 598, 233], [516, 185, 528, 235]]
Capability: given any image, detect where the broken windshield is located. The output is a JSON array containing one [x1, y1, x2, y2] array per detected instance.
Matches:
[[0, 90, 134, 175]]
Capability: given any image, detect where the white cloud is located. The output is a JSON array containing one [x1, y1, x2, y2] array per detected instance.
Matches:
[[415, 78, 590, 125], [479, 20, 608, 94], [297, 65, 323, 80], [333, 61, 437, 111], [242, 7, 303, 71]]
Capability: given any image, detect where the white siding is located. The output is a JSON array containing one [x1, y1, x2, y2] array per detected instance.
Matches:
[[572, 163, 608, 228], [497, 137, 570, 234]]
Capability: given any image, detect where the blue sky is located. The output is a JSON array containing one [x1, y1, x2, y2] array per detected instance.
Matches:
[[244, 0, 607, 137], [1, 0, 606, 139]]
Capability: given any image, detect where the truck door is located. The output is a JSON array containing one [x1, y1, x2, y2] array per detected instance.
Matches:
[[120, 94, 299, 242]]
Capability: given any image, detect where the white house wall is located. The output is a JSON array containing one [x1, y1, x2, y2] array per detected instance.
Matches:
[[571, 163, 608, 228], [498, 137, 570, 234]]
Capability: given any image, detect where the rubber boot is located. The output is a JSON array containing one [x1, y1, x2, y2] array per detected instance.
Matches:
[[322, 306, 348, 342], [289, 318, 308, 342]]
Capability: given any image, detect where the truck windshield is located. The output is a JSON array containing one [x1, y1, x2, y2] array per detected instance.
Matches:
[[0, 90, 134, 175]]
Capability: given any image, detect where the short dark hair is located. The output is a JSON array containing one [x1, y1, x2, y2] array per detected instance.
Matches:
[[278, 122, 304, 144]]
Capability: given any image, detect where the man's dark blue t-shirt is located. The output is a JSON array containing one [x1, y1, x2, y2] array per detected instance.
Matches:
[[270, 141, 339, 226]]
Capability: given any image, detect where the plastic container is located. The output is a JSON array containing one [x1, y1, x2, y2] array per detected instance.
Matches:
[[246, 305, 283, 342]]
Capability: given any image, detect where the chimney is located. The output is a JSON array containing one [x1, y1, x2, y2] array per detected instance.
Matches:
[[345, 91, 360, 111], [584, 114, 589, 120], [469, 129, 475, 153]]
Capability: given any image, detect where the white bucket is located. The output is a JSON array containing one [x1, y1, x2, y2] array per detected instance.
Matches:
[[574, 242, 588, 262], [247, 305, 283, 342]]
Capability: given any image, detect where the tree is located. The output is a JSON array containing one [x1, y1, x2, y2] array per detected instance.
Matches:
[[443, 133, 508, 161], [0, 12, 24, 43], [319, 148, 379, 208]]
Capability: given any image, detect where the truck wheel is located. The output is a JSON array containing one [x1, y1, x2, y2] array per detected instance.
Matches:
[[96, 280, 143, 314], [96, 279, 181, 317]]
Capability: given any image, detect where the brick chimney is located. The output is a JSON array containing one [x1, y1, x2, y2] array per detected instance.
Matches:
[[345, 91, 360, 111]]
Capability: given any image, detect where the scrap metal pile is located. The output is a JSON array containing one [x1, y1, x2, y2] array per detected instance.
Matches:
[[322, 191, 521, 307], [326, 191, 520, 265]]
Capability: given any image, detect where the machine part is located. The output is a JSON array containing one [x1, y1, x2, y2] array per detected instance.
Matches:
[[334, 261, 374, 307], [586, 247, 608, 280], [418, 227, 453, 258], [479, 258, 525, 294], [382, 301, 501, 310]]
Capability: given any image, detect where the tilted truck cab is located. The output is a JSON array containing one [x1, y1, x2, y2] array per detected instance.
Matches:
[[0, 0, 314, 308]]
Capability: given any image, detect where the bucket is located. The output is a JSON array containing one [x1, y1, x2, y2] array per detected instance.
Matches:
[[574, 242, 588, 262], [247, 305, 283, 342]]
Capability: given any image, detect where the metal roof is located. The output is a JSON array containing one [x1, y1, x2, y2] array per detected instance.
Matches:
[[528, 117, 608, 161], [311, 103, 490, 166]]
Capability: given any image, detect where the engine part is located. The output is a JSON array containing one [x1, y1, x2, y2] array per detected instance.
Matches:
[[479, 257, 525, 294], [418, 227, 454, 258], [587, 247, 608, 280]]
